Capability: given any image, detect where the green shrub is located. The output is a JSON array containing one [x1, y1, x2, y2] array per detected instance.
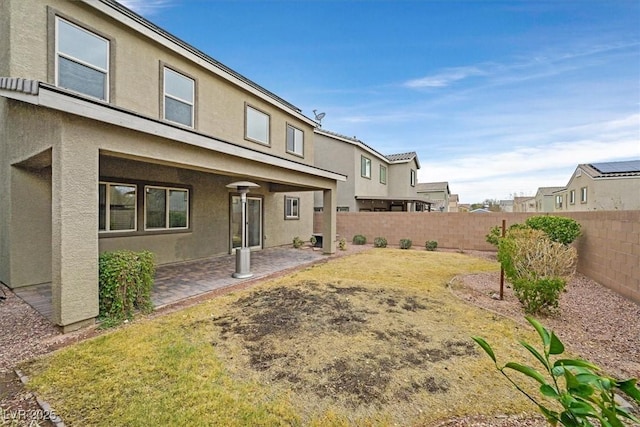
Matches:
[[309, 235, 317, 247], [352, 234, 367, 245], [373, 237, 387, 248], [98, 250, 155, 327], [473, 317, 640, 427], [425, 240, 438, 251], [486, 223, 529, 247], [292, 236, 304, 248], [338, 237, 347, 251], [498, 228, 577, 314], [525, 216, 581, 245], [399, 239, 412, 249]]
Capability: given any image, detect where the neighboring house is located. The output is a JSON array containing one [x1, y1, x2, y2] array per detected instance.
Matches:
[[553, 160, 640, 212], [499, 200, 514, 212], [0, 0, 345, 331], [534, 187, 564, 212], [513, 196, 536, 212], [458, 203, 471, 213], [313, 129, 427, 212], [448, 194, 460, 212], [416, 182, 451, 212]]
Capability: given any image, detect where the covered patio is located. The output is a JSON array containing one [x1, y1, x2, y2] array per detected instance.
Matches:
[[14, 245, 364, 323]]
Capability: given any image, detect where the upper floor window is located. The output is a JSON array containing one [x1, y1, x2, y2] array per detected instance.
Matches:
[[286, 124, 304, 156], [145, 186, 189, 230], [580, 187, 588, 203], [246, 105, 270, 145], [361, 156, 371, 179], [163, 67, 194, 127], [569, 190, 576, 205], [380, 165, 387, 184], [99, 182, 136, 232], [56, 17, 109, 101], [285, 196, 299, 219], [410, 169, 416, 187]]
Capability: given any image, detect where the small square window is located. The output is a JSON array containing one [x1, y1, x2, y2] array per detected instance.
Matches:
[[246, 105, 270, 144], [361, 156, 371, 179], [285, 196, 300, 219], [286, 124, 304, 156], [145, 186, 189, 229]]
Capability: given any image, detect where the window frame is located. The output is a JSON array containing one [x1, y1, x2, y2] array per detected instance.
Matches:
[[555, 195, 564, 209], [361, 156, 372, 179], [379, 165, 387, 184], [569, 190, 576, 205], [245, 104, 271, 145], [162, 66, 195, 128], [410, 169, 416, 187], [55, 16, 110, 101], [286, 123, 304, 157], [284, 196, 300, 220], [99, 181, 137, 233], [580, 187, 588, 203], [144, 185, 190, 230]]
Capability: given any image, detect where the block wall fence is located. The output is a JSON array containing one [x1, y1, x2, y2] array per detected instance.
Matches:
[[314, 210, 640, 304]]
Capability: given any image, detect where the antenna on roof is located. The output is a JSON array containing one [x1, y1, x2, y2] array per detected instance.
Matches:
[[313, 109, 326, 126]]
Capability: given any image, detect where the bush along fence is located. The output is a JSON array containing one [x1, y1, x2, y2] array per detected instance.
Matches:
[[314, 210, 639, 304], [98, 250, 155, 327]]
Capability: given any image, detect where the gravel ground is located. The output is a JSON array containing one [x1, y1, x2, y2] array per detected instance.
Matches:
[[1, 248, 638, 426]]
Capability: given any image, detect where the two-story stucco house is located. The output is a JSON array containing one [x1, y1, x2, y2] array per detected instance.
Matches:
[[313, 129, 426, 212], [0, 0, 345, 331], [533, 186, 564, 212], [553, 160, 640, 212], [416, 182, 450, 212]]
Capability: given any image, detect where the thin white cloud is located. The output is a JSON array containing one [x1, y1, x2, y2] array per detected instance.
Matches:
[[118, 0, 174, 16], [404, 66, 486, 88]]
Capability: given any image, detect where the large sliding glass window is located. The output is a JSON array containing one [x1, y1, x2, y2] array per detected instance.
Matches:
[[163, 67, 195, 127], [145, 186, 189, 230], [99, 182, 136, 232], [56, 17, 109, 100]]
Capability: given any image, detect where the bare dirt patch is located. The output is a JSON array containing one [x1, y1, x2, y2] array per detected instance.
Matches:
[[209, 279, 485, 419]]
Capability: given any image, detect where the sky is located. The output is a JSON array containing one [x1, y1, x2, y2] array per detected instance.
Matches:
[[119, 0, 640, 204]]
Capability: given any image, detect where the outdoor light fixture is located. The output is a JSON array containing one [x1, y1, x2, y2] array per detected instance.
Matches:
[[226, 181, 260, 278]]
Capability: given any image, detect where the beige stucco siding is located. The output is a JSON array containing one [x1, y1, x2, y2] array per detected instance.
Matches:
[[7, 0, 315, 165], [388, 160, 418, 198], [313, 133, 357, 210], [353, 147, 388, 201]]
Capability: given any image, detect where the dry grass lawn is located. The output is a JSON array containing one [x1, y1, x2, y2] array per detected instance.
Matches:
[[23, 249, 546, 426]]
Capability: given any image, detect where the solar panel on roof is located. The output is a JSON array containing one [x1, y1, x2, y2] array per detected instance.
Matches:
[[591, 160, 640, 174]]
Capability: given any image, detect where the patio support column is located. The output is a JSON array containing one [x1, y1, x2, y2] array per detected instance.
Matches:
[[51, 133, 99, 332], [322, 188, 336, 254]]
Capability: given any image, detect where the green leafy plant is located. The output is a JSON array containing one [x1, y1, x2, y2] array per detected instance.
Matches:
[[352, 234, 367, 245], [425, 240, 438, 251], [98, 250, 155, 327], [399, 238, 412, 249], [473, 317, 640, 427], [292, 236, 304, 248], [525, 216, 581, 245], [498, 228, 577, 314], [374, 237, 388, 248], [310, 235, 317, 247], [338, 237, 347, 251], [486, 223, 529, 247]]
